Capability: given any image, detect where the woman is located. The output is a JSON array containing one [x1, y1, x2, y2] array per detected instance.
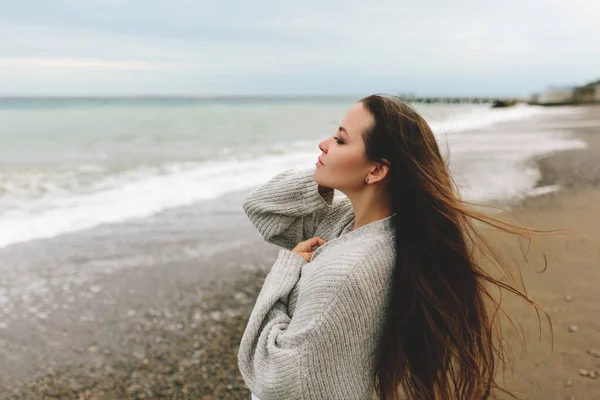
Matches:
[[238, 95, 549, 399]]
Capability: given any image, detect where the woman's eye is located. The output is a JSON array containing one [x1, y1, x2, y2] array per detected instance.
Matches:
[[334, 136, 343, 144]]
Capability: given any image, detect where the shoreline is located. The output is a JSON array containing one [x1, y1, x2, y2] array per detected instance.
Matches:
[[530, 106, 600, 197], [2, 106, 600, 399]]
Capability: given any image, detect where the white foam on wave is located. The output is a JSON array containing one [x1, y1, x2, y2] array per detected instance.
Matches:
[[443, 126, 587, 202], [0, 152, 322, 249], [429, 104, 547, 134]]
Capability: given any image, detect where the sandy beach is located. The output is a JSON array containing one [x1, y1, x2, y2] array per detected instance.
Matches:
[[486, 105, 600, 399], [2, 105, 600, 399]]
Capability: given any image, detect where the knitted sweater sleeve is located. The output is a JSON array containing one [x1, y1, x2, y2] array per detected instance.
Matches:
[[237, 248, 308, 397], [242, 167, 349, 250], [237, 243, 393, 400]]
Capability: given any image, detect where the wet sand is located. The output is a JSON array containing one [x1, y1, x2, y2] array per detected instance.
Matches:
[[487, 105, 600, 399], [2, 105, 600, 399], [0, 193, 282, 399]]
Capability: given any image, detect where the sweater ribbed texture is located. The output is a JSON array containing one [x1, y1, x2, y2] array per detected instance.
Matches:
[[238, 167, 397, 400]]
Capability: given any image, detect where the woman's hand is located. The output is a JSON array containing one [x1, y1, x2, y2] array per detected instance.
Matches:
[[291, 237, 327, 263]]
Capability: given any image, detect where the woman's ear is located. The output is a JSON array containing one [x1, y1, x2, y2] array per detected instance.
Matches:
[[367, 161, 390, 184]]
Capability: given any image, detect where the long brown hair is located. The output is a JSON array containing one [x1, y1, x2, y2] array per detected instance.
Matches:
[[360, 95, 554, 399]]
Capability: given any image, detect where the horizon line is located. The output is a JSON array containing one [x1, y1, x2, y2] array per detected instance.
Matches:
[[0, 93, 521, 100]]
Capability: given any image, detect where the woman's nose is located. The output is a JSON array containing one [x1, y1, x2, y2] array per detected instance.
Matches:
[[318, 140, 328, 153]]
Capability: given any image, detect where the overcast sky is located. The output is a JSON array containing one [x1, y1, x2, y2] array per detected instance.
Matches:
[[1, 0, 598, 96]]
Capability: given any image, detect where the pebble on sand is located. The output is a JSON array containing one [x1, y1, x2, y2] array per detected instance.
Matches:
[[564, 294, 574, 302], [567, 325, 578, 333], [579, 369, 589, 377], [564, 378, 573, 387]]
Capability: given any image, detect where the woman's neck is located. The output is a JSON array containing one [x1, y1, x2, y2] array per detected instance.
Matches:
[[347, 188, 394, 231]]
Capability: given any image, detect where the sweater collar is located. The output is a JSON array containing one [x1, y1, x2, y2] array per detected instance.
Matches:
[[346, 213, 396, 236], [310, 213, 395, 262]]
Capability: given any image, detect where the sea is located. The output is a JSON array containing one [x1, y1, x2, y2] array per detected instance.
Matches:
[[0, 97, 586, 250]]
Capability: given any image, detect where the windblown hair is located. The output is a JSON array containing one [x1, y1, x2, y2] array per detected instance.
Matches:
[[360, 95, 553, 399]]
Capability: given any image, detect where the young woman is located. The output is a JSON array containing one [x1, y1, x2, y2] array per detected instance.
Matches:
[[238, 95, 548, 399]]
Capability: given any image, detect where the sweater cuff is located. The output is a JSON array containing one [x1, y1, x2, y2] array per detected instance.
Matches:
[[296, 167, 334, 213], [265, 249, 307, 294]]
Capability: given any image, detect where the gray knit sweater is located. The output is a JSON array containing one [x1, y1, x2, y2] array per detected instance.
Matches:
[[238, 166, 397, 400]]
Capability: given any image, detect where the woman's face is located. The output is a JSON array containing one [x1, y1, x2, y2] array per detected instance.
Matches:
[[314, 102, 374, 193]]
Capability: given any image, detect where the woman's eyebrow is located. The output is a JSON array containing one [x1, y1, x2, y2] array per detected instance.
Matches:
[[338, 127, 349, 137]]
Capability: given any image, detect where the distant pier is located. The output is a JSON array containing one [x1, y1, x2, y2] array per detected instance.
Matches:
[[398, 96, 513, 104]]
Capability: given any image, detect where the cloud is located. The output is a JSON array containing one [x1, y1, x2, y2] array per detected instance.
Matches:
[[1, 0, 599, 95], [0, 57, 179, 70]]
